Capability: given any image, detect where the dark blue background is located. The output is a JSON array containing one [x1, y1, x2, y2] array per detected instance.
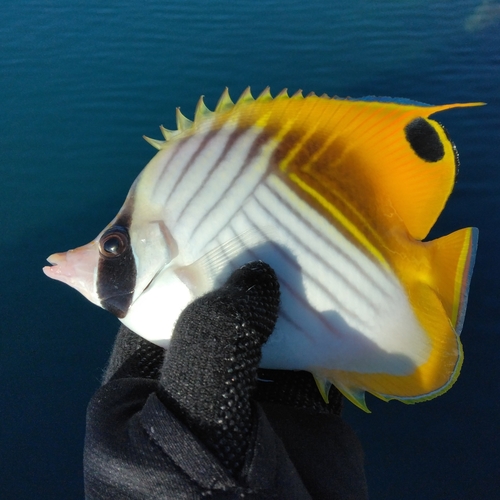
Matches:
[[1, 1, 499, 498]]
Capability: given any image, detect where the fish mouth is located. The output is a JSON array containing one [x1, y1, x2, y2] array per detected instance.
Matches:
[[43, 252, 69, 278], [43, 252, 69, 272], [43, 250, 84, 280], [43, 242, 101, 306]]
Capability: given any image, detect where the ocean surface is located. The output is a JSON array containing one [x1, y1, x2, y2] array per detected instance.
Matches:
[[1, 0, 499, 498]]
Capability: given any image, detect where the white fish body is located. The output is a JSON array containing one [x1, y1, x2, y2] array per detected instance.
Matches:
[[44, 88, 480, 410]]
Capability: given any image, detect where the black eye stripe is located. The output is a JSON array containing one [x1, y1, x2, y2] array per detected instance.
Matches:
[[97, 224, 136, 318]]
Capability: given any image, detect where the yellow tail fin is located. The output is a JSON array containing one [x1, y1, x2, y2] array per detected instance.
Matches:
[[427, 227, 478, 334]]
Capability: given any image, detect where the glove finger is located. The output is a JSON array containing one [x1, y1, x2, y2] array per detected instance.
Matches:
[[160, 261, 280, 477], [179, 260, 280, 345]]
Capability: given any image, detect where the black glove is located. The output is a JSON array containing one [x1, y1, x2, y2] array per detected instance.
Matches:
[[160, 261, 281, 476], [86, 262, 366, 499]]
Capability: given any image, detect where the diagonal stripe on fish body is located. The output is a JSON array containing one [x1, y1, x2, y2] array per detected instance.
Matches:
[[43, 87, 482, 411]]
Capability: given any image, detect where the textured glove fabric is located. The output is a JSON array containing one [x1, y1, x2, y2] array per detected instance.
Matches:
[[102, 326, 165, 383], [159, 262, 280, 477], [256, 369, 343, 415], [84, 262, 368, 499]]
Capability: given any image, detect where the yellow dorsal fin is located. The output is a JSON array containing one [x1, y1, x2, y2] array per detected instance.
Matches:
[[291, 89, 304, 99], [236, 87, 255, 105], [275, 88, 289, 100], [331, 100, 483, 240], [215, 87, 234, 113], [142, 136, 165, 150], [175, 108, 193, 131], [256, 86, 273, 103], [159, 125, 176, 141], [143, 88, 482, 241], [194, 96, 214, 123], [246, 95, 481, 241]]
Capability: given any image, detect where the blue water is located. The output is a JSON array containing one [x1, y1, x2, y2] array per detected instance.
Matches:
[[1, 0, 499, 498]]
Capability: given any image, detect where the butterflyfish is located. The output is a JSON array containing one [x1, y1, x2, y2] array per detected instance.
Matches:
[[43, 88, 481, 411]]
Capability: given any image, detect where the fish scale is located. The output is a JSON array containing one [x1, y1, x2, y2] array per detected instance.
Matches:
[[43, 87, 482, 411]]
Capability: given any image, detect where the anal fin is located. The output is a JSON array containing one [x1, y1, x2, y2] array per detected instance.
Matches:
[[314, 372, 371, 413], [313, 375, 332, 404]]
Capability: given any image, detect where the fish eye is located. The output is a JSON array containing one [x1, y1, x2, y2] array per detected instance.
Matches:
[[99, 226, 129, 258]]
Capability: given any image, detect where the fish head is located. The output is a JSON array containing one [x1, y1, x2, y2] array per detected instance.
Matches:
[[43, 195, 190, 342]]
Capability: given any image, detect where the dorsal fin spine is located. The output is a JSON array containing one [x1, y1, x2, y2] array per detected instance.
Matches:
[[215, 87, 234, 113], [275, 88, 289, 100], [160, 125, 175, 141], [256, 86, 273, 102], [194, 96, 214, 123], [236, 87, 255, 105], [175, 108, 194, 131], [142, 135, 165, 150], [143, 87, 320, 149]]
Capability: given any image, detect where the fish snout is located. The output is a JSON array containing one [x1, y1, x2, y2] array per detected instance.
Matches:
[[43, 241, 101, 306]]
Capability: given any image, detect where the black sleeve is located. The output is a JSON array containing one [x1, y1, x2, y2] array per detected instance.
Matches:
[[85, 375, 315, 499], [85, 359, 367, 500]]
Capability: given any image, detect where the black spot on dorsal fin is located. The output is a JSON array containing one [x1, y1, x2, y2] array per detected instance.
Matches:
[[404, 117, 445, 162]]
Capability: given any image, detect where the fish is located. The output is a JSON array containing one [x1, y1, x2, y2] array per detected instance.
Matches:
[[43, 87, 482, 411]]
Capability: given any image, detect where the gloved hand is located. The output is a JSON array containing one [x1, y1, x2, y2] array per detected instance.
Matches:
[[156, 260, 281, 476], [85, 262, 367, 499]]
